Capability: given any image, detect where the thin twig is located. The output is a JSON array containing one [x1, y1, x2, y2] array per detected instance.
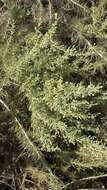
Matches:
[[0, 180, 15, 190], [48, 0, 52, 21], [0, 98, 42, 161], [20, 172, 27, 189], [63, 173, 107, 189], [70, 0, 88, 12], [0, 97, 64, 190], [71, 25, 107, 62]]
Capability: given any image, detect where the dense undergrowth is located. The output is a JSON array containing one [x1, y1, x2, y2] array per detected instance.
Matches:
[[0, 0, 107, 189]]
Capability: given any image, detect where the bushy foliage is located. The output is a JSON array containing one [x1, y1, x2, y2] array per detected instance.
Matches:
[[0, 0, 107, 189]]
